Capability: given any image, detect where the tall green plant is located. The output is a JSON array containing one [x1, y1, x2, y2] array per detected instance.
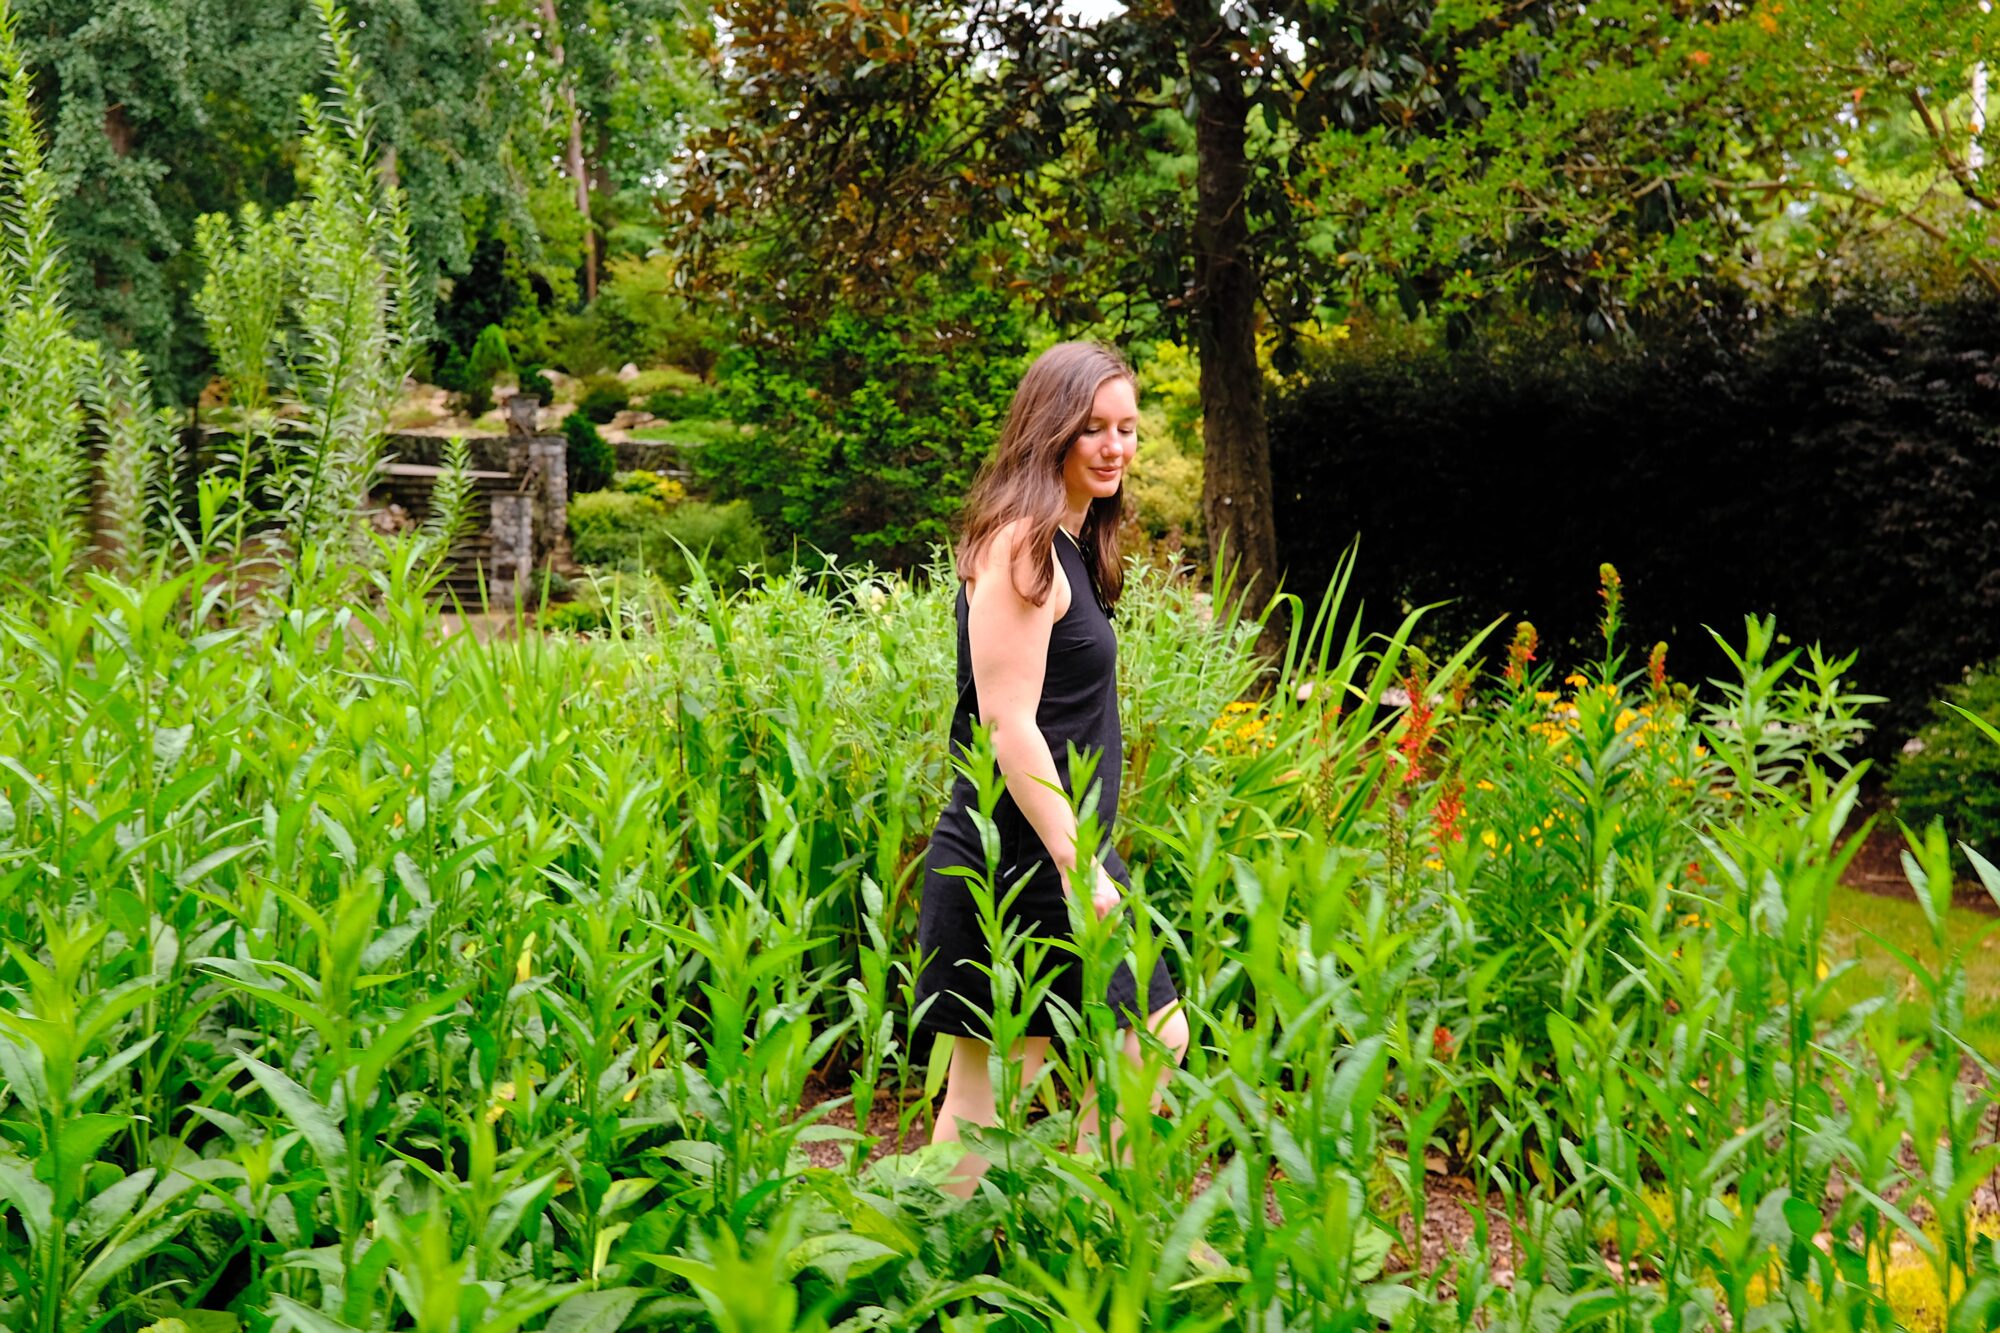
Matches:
[[79, 346, 181, 579], [273, 0, 428, 589], [0, 0, 90, 592]]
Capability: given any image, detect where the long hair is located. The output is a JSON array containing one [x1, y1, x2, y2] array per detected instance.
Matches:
[[956, 340, 1134, 609]]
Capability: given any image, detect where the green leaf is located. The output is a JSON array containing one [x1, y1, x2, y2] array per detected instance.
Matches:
[[236, 1056, 346, 1192], [0, 1153, 52, 1246], [783, 1233, 899, 1285], [544, 1286, 642, 1333]]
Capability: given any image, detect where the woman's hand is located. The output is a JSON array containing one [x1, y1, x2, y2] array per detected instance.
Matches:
[[1090, 865, 1122, 920]]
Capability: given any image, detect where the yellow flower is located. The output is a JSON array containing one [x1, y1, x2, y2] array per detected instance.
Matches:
[[1565, 673, 1590, 689], [1423, 857, 1444, 871], [1475, 779, 1496, 791], [1480, 828, 1499, 849]]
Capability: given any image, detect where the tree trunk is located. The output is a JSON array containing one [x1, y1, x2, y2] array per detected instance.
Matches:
[[538, 0, 596, 302], [1188, 18, 1277, 623]]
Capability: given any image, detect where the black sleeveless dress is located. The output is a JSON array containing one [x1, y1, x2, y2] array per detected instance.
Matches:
[[913, 530, 1178, 1039]]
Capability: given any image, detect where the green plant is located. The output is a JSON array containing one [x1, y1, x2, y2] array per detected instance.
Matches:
[[1889, 660, 2000, 864], [577, 373, 630, 425], [629, 366, 701, 400], [570, 494, 766, 588], [611, 468, 686, 509], [707, 279, 1026, 568], [464, 323, 514, 417], [80, 346, 181, 578], [644, 384, 723, 421], [563, 409, 616, 494], [0, 2, 93, 591], [0, 536, 1997, 1330]]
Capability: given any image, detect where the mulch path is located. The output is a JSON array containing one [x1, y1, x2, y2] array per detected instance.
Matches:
[[1838, 788, 1994, 914], [795, 1080, 1518, 1282]]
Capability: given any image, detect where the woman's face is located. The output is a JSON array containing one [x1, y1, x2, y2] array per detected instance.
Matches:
[[1062, 375, 1139, 508]]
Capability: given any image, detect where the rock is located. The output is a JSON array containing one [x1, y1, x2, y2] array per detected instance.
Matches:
[[617, 362, 639, 382], [366, 501, 414, 535]]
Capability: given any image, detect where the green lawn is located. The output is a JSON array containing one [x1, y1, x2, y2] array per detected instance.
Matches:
[[1824, 884, 2000, 1061], [625, 417, 745, 449]]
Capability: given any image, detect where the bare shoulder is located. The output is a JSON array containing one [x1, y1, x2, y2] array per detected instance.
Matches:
[[966, 516, 1053, 611]]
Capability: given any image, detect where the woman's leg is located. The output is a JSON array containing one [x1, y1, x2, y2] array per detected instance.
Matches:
[[1076, 999, 1190, 1154], [935, 1033, 1049, 1197]]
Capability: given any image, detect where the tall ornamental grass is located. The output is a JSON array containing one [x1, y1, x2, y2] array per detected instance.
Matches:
[[0, 542, 1994, 1331]]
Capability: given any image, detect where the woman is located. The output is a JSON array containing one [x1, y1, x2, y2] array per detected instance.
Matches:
[[913, 340, 1189, 1194]]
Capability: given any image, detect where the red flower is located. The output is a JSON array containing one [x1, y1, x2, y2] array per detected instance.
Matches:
[[1503, 621, 1538, 685], [1399, 671, 1435, 781], [1432, 1025, 1455, 1057], [1433, 777, 1465, 847], [1649, 641, 1670, 695]]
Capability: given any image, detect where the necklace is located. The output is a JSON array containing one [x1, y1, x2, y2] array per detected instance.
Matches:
[[1058, 523, 1084, 547]]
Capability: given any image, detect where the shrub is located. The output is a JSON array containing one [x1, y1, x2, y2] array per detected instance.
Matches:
[[705, 280, 1027, 568], [612, 469, 687, 509], [537, 599, 610, 634], [1268, 294, 2000, 749], [578, 374, 630, 425], [563, 410, 616, 494], [1124, 403, 1204, 557], [464, 324, 514, 416], [595, 253, 729, 378], [569, 493, 766, 588], [435, 344, 469, 395], [628, 367, 701, 400], [1888, 662, 2000, 863], [643, 385, 724, 421]]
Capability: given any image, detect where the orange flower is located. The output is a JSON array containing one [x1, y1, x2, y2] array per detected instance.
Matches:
[[1689, 49, 1712, 65], [1432, 1025, 1455, 1058]]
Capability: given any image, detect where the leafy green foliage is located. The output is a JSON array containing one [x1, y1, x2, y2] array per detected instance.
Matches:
[[644, 383, 723, 420], [0, 2, 92, 590], [19, 0, 526, 398], [80, 346, 182, 579], [562, 409, 615, 494], [464, 322, 514, 416], [706, 281, 1026, 568], [1269, 295, 2000, 745], [1890, 662, 2000, 864], [569, 492, 765, 588], [0, 539, 1994, 1329], [576, 374, 629, 425]]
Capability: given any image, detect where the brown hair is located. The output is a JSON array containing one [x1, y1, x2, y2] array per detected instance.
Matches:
[[956, 340, 1134, 609]]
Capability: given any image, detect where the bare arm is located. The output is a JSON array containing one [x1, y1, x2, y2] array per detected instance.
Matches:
[[965, 521, 1118, 914]]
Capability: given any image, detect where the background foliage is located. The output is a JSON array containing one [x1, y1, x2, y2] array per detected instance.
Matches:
[[704, 281, 1028, 569], [1269, 292, 2000, 746]]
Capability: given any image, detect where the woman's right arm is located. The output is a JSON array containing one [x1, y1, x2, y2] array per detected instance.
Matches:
[[965, 520, 1120, 918]]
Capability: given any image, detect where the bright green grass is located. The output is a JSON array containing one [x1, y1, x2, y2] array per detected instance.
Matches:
[[1824, 883, 2000, 1060], [626, 417, 744, 448]]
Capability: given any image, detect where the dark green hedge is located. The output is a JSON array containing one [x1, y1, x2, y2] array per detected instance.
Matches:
[[1269, 297, 2000, 746]]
